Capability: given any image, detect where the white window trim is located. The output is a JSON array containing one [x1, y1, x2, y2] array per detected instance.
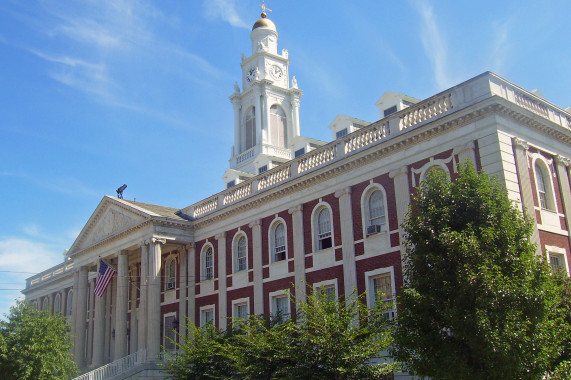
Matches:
[[163, 312, 177, 350], [199, 304, 216, 327], [532, 155, 557, 212], [269, 289, 290, 319], [165, 254, 177, 291], [311, 202, 334, 252], [66, 289, 73, 316], [313, 279, 338, 299], [54, 293, 62, 314], [268, 217, 288, 263], [364, 266, 396, 308], [201, 243, 215, 281], [545, 245, 570, 276], [412, 156, 454, 187], [233, 232, 248, 273], [361, 183, 389, 238], [231, 297, 251, 320]]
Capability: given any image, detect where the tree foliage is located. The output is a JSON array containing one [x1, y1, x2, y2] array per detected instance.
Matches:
[[392, 163, 569, 379], [164, 290, 397, 379], [0, 300, 78, 380]]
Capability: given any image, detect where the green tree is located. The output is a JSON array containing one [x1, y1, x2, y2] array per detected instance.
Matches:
[[393, 163, 568, 379], [0, 300, 78, 380], [164, 290, 398, 379]]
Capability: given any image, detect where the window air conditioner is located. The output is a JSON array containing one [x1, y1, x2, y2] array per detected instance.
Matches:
[[367, 224, 382, 236], [166, 281, 175, 290]]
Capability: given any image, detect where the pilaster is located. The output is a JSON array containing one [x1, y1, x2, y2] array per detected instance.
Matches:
[[186, 243, 196, 326], [215, 232, 228, 329], [92, 262, 105, 367], [249, 220, 264, 315], [512, 137, 541, 254], [555, 155, 571, 260], [390, 165, 412, 277], [335, 188, 356, 303], [178, 245, 188, 341], [288, 205, 306, 304]]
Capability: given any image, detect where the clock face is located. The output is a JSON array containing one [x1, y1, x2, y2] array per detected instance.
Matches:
[[270, 65, 283, 80], [246, 67, 257, 83]]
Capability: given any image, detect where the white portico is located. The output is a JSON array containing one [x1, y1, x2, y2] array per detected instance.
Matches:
[[62, 196, 193, 370]]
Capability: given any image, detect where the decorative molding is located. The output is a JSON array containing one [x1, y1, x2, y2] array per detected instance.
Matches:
[[249, 219, 262, 228], [334, 187, 352, 198], [512, 137, 529, 150], [288, 204, 303, 215], [151, 237, 167, 245], [555, 155, 571, 168], [389, 165, 408, 179]]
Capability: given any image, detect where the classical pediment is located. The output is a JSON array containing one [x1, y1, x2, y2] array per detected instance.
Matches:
[[69, 197, 150, 254]]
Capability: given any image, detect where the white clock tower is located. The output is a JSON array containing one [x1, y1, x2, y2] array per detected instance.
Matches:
[[225, 10, 304, 187]]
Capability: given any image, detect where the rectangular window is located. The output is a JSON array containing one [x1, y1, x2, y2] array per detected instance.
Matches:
[[295, 148, 305, 157], [201, 308, 214, 326], [226, 180, 235, 188], [549, 252, 565, 273], [258, 165, 268, 174], [336, 128, 348, 139], [317, 284, 336, 300], [234, 303, 249, 320], [383, 105, 398, 117], [369, 273, 396, 320], [163, 314, 177, 351], [271, 294, 290, 322]]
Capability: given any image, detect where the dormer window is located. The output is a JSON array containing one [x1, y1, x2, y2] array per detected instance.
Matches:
[[383, 105, 398, 117], [336, 128, 348, 139]]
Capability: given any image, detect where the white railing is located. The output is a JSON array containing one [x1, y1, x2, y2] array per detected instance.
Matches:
[[181, 72, 570, 220], [73, 349, 146, 380]]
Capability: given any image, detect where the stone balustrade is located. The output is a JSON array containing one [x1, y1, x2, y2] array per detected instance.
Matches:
[[27, 261, 74, 288], [185, 72, 570, 220]]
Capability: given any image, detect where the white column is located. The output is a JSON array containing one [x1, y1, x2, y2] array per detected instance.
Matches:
[[254, 88, 263, 145], [216, 232, 228, 330], [92, 263, 105, 367], [178, 245, 188, 341], [129, 264, 138, 354], [73, 266, 88, 368], [290, 96, 301, 139], [512, 137, 541, 254], [137, 242, 149, 353], [147, 237, 165, 360], [71, 270, 79, 336], [86, 278, 95, 366], [390, 166, 412, 277], [232, 99, 241, 155], [114, 251, 129, 360], [335, 188, 357, 303], [186, 243, 196, 325], [288, 206, 306, 304], [249, 220, 264, 315]]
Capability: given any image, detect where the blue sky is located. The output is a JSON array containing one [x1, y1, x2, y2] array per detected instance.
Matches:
[[1, 0, 569, 317]]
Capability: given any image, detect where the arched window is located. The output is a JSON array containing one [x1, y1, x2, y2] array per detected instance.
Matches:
[[534, 161, 555, 211], [270, 105, 287, 148], [54, 293, 61, 314], [315, 207, 332, 250], [272, 222, 286, 262], [235, 235, 247, 272], [244, 107, 256, 152], [364, 188, 387, 236], [66, 290, 73, 316], [166, 257, 176, 290], [203, 246, 214, 281], [42, 297, 49, 312]]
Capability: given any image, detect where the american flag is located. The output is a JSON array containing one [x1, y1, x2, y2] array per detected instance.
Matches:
[[94, 260, 116, 297]]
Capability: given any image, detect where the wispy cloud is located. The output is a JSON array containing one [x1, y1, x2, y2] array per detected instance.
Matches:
[[0, 171, 100, 199], [203, 0, 249, 29], [414, 1, 453, 89], [490, 19, 510, 73]]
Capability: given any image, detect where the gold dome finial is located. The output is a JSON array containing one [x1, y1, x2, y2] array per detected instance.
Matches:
[[252, 1, 275, 31]]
